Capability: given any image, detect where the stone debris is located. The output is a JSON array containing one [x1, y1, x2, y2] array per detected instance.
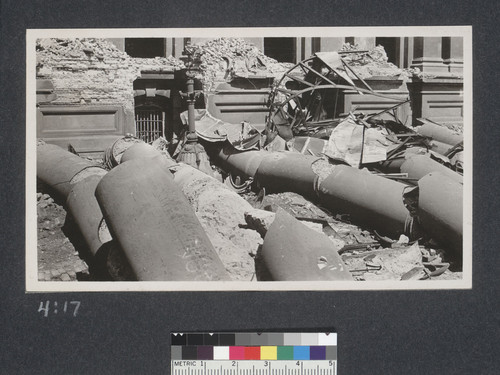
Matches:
[[341, 242, 423, 280], [36, 38, 184, 115], [189, 37, 292, 91], [340, 43, 403, 79], [37, 185, 90, 281], [169, 163, 263, 281]]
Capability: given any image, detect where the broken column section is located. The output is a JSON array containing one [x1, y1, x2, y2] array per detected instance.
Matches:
[[250, 151, 412, 239], [37, 143, 106, 201], [120, 142, 263, 281], [400, 154, 463, 184], [261, 209, 353, 281], [38, 143, 113, 277], [416, 172, 463, 256], [316, 164, 412, 238], [95, 157, 230, 281]]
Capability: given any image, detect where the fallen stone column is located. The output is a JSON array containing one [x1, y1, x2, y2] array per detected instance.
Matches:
[[261, 209, 353, 281], [428, 140, 454, 156], [37, 143, 106, 200], [223, 151, 412, 239], [65, 173, 133, 280], [37, 143, 117, 278], [400, 154, 463, 184], [213, 144, 267, 179], [120, 143, 263, 281], [95, 157, 229, 281], [317, 165, 411, 238], [120, 142, 172, 164], [255, 153, 321, 199], [415, 123, 463, 146], [169, 163, 264, 281], [66, 174, 111, 259], [417, 172, 463, 256]]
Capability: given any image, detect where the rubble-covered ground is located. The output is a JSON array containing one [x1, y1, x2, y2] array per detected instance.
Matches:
[[37, 192, 90, 281], [243, 191, 462, 281], [37, 176, 462, 282]]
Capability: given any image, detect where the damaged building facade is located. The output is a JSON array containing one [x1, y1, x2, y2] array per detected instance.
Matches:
[[36, 36, 463, 155], [34, 34, 466, 284]]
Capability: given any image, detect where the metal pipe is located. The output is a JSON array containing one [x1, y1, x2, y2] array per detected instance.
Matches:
[[95, 157, 229, 281], [187, 78, 196, 135], [317, 165, 411, 238], [261, 209, 353, 281], [37, 143, 106, 200], [417, 172, 463, 256], [401, 154, 462, 184]]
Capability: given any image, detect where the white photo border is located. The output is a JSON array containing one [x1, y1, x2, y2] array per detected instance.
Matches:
[[26, 26, 473, 292]]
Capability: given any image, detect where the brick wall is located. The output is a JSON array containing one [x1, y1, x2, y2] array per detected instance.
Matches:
[[36, 38, 183, 116]]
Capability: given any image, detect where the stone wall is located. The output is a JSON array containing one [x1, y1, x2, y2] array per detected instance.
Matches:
[[36, 38, 183, 116], [35, 38, 184, 153]]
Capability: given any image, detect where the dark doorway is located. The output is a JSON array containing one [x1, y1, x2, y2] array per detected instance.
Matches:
[[264, 38, 296, 63], [125, 38, 166, 58], [375, 37, 400, 66]]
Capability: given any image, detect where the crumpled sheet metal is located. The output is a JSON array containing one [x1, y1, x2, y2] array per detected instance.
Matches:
[[314, 51, 356, 87], [95, 157, 229, 281], [417, 172, 463, 256], [261, 209, 353, 281], [291, 136, 328, 156], [180, 109, 261, 150], [323, 116, 389, 167], [317, 165, 411, 238]]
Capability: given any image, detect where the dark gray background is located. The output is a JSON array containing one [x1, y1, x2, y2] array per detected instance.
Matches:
[[1, 0, 499, 373]]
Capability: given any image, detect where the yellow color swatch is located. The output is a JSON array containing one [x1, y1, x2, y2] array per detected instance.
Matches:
[[260, 346, 277, 360]]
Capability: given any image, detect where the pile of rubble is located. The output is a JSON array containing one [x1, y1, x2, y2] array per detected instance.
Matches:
[[36, 38, 129, 64], [36, 38, 184, 114], [132, 56, 185, 72], [37, 191, 90, 282], [340, 43, 403, 79], [190, 37, 291, 91]]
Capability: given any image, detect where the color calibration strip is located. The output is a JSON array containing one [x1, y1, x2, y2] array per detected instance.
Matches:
[[171, 332, 337, 361]]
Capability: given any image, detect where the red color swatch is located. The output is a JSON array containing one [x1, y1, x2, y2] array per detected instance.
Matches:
[[229, 346, 245, 360], [244, 346, 261, 360]]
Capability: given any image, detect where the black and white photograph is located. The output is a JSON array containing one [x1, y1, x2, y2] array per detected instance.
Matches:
[[27, 27, 472, 291]]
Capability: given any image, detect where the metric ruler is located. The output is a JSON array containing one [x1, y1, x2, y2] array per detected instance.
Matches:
[[171, 332, 337, 375]]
